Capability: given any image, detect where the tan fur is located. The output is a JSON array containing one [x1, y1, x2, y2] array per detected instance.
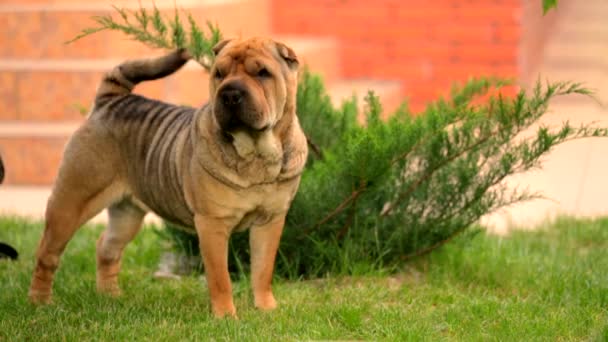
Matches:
[[28, 37, 308, 318]]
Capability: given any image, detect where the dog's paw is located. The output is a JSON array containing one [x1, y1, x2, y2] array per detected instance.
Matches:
[[28, 290, 52, 305], [96, 280, 122, 297], [254, 292, 277, 311], [211, 302, 238, 319]]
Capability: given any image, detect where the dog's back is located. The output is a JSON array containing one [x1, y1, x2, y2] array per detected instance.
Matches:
[[87, 50, 200, 226]]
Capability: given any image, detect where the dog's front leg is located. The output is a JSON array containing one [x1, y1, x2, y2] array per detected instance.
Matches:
[[194, 215, 236, 318], [249, 215, 286, 311]]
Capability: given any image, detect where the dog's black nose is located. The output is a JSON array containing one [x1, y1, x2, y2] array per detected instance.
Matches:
[[221, 88, 243, 107]]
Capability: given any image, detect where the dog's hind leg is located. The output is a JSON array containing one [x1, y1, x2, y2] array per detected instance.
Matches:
[[29, 126, 125, 304], [96, 200, 146, 296]]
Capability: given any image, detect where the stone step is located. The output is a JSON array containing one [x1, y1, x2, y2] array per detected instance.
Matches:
[[0, 122, 76, 185], [0, 36, 340, 122], [0, 185, 162, 224], [0, 0, 271, 59], [544, 41, 608, 64], [556, 2, 608, 21], [556, 21, 608, 38], [0, 79, 403, 185]]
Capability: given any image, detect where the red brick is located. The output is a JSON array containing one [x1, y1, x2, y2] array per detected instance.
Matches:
[[451, 44, 518, 64], [403, 80, 452, 103], [388, 43, 452, 60], [492, 64, 520, 78], [433, 24, 496, 44], [374, 61, 434, 82], [339, 4, 391, 21], [494, 25, 522, 43], [401, 80, 454, 113], [433, 63, 495, 82], [392, 6, 457, 24], [272, 0, 524, 64], [453, 6, 520, 25], [368, 25, 432, 40]]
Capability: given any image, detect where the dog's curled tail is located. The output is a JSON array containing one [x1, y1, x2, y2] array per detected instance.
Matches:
[[95, 49, 191, 107]]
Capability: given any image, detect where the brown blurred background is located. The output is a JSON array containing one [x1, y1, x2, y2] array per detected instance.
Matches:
[[0, 0, 606, 231]]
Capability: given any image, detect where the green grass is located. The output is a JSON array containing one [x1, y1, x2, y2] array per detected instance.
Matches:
[[0, 216, 607, 340]]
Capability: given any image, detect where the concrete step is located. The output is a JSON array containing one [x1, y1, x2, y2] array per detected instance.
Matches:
[[555, 2, 608, 22], [0, 79, 403, 185], [0, 185, 162, 224], [0, 36, 340, 122], [544, 40, 608, 64], [0, 122, 76, 185], [557, 21, 608, 36], [0, 0, 271, 59]]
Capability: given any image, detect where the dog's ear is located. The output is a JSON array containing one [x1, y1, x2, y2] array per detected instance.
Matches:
[[275, 41, 299, 70], [212, 39, 232, 56]]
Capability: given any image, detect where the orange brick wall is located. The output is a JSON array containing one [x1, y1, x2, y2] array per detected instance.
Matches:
[[272, 0, 522, 111]]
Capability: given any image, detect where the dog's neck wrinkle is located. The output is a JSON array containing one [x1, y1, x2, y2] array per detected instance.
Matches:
[[276, 112, 308, 178], [217, 131, 284, 184], [194, 111, 303, 188]]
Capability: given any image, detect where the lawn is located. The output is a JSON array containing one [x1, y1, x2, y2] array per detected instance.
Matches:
[[0, 216, 607, 340]]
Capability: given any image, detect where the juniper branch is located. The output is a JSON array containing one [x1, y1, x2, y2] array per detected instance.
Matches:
[[67, 4, 221, 71]]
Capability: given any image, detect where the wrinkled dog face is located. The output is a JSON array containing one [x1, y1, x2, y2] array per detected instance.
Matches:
[[210, 38, 299, 135]]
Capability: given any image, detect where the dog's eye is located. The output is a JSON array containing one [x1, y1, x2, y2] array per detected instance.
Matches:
[[214, 69, 223, 79], [257, 68, 271, 78]]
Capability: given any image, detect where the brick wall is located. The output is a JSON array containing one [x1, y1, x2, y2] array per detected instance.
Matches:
[[273, 0, 522, 111]]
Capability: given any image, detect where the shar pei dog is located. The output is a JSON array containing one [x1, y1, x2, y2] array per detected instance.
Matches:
[[29, 37, 308, 318]]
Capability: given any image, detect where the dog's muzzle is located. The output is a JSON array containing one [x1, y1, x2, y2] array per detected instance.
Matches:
[[220, 87, 244, 108], [215, 81, 268, 132]]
